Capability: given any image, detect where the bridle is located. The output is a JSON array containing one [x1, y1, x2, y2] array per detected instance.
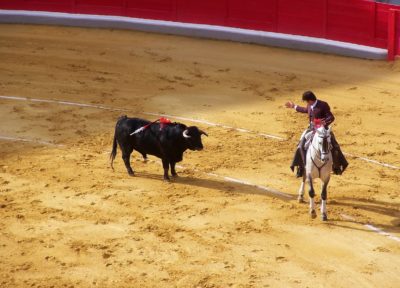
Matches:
[[310, 129, 332, 177]]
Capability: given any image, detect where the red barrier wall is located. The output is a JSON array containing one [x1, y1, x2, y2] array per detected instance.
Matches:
[[397, 12, 400, 56], [1, 0, 399, 58], [388, 9, 400, 60]]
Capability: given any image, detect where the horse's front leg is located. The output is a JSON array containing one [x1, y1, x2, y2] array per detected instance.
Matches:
[[308, 174, 317, 219], [298, 173, 306, 203], [320, 179, 330, 221]]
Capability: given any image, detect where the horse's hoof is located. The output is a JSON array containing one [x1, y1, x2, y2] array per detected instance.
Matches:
[[297, 196, 305, 203], [322, 213, 328, 221], [163, 176, 170, 182], [310, 210, 317, 219], [171, 173, 178, 178], [128, 171, 135, 176]]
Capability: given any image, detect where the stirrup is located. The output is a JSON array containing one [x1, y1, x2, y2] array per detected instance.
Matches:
[[296, 166, 304, 178], [333, 166, 342, 175]]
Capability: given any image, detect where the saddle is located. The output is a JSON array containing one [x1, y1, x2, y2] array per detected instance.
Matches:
[[290, 121, 348, 177]]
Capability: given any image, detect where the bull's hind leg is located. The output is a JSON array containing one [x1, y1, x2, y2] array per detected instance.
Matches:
[[320, 180, 329, 221], [308, 175, 317, 219], [170, 162, 178, 177], [298, 174, 306, 203], [162, 159, 170, 181], [121, 145, 134, 176], [122, 153, 134, 176]]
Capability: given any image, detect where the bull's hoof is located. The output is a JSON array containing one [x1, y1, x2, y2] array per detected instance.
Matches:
[[128, 170, 135, 176], [310, 210, 317, 219], [297, 196, 305, 203], [163, 176, 170, 182], [143, 158, 148, 163], [171, 173, 178, 178], [322, 213, 328, 221]]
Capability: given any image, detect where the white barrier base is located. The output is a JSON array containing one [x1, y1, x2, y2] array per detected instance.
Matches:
[[0, 9, 388, 60]]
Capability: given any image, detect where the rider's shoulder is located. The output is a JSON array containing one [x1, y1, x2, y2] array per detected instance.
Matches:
[[317, 99, 330, 107]]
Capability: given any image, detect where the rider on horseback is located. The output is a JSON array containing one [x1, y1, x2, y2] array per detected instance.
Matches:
[[286, 91, 348, 177]]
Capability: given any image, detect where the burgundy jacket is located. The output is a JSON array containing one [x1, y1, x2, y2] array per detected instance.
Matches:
[[295, 100, 335, 126]]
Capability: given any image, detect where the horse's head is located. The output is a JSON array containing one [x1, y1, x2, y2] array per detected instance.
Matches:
[[314, 126, 332, 162]]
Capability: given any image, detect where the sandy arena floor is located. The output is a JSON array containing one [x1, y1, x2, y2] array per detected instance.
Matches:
[[0, 24, 399, 288]]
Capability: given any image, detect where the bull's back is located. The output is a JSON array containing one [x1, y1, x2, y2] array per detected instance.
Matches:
[[115, 116, 162, 157]]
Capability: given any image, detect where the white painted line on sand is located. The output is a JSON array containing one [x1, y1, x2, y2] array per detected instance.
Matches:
[[0, 95, 284, 140], [0, 135, 64, 147], [157, 157, 400, 242], [364, 224, 400, 243], [1, 95, 399, 170], [341, 214, 400, 243], [142, 111, 284, 140], [340, 213, 356, 221], [344, 152, 399, 170], [1, 138, 397, 243], [0, 95, 129, 112], [143, 112, 218, 127], [145, 159, 400, 243], [218, 175, 292, 199], [145, 158, 292, 199]]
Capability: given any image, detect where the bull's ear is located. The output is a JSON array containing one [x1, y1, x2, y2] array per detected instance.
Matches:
[[200, 130, 208, 137]]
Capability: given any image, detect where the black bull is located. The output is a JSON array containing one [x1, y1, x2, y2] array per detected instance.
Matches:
[[110, 115, 207, 180]]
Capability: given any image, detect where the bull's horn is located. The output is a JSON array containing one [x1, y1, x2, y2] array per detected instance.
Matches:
[[183, 129, 191, 138], [200, 130, 208, 137]]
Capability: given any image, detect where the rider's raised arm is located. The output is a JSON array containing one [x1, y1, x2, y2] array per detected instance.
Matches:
[[294, 105, 308, 113], [285, 101, 307, 113]]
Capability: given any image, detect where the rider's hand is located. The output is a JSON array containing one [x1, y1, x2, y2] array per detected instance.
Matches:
[[285, 101, 295, 109]]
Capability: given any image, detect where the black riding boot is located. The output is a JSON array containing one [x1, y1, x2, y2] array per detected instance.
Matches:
[[331, 133, 348, 175], [297, 137, 307, 177]]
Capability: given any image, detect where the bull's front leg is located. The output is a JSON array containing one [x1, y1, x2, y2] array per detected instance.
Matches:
[[162, 159, 170, 181], [170, 162, 178, 177]]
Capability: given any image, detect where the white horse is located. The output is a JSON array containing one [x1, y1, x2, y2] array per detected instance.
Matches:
[[298, 126, 333, 221]]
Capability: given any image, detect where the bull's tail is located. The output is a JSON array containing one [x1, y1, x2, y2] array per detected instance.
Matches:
[[110, 132, 117, 171], [110, 115, 126, 170]]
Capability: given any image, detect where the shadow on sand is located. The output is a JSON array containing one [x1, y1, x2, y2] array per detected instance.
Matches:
[[133, 171, 292, 201]]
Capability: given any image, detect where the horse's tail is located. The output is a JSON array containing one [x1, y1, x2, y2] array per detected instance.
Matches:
[[110, 115, 127, 170]]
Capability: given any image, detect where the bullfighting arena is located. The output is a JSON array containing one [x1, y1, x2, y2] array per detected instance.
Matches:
[[1, 24, 400, 287]]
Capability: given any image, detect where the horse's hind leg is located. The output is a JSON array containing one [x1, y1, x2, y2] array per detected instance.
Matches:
[[308, 175, 317, 219], [298, 174, 306, 203], [320, 180, 329, 221]]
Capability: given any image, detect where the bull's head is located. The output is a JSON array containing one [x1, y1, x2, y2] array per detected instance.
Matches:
[[182, 126, 207, 151]]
